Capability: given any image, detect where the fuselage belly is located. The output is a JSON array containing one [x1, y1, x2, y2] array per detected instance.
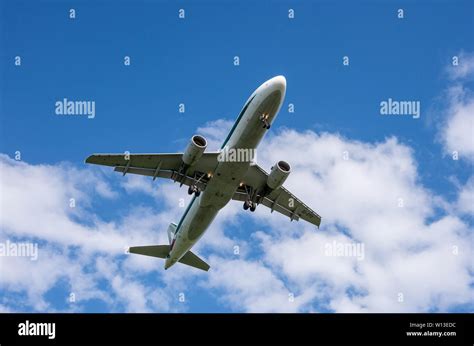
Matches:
[[165, 77, 286, 269]]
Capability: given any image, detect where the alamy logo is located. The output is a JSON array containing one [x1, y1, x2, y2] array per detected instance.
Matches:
[[217, 146, 257, 163], [18, 320, 56, 339], [324, 241, 365, 261], [380, 98, 420, 119], [0, 240, 38, 260], [55, 98, 95, 119]]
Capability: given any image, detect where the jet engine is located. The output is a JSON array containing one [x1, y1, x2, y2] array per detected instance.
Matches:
[[182, 135, 207, 166], [266, 160, 291, 190]]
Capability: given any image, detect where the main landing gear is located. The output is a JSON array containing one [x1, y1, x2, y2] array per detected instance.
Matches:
[[243, 200, 256, 212], [187, 175, 202, 197], [188, 184, 201, 197], [260, 113, 271, 129], [187, 172, 207, 197], [242, 185, 257, 212]]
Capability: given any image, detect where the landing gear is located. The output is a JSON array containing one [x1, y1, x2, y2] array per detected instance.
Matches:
[[188, 185, 201, 197], [243, 200, 256, 212], [187, 172, 207, 197], [242, 185, 259, 212], [260, 113, 271, 129]]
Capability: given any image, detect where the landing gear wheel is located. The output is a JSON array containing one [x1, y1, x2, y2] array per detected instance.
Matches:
[[250, 204, 256, 212], [189, 184, 200, 196], [243, 200, 251, 210], [266, 124, 271, 130]]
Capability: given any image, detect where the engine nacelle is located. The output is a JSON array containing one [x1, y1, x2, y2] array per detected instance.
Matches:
[[182, 135, 207, 166], [267, 160, 291, 190]]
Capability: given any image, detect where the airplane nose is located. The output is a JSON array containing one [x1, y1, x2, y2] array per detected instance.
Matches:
[[273, 75, 286, 89], [254, 75, 287, 105], [268, 75, 286, 96]]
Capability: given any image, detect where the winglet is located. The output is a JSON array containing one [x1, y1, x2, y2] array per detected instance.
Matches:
[[85, 155, 94, 164]]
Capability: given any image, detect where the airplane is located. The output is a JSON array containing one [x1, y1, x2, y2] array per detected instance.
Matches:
[[85, 76, 321, 271]]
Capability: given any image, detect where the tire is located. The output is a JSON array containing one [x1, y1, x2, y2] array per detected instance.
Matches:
[[243, 201, 250, 210]]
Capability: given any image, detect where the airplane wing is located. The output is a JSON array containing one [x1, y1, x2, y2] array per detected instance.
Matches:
[[233, 164, 322, 228], [86, 154, 321, 226], [85, 153, 220, 190]]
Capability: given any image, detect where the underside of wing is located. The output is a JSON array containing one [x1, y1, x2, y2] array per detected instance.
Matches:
[[85, 152, 220, 190], [86, 153, 182, 170], [234, 164, 322, 227]]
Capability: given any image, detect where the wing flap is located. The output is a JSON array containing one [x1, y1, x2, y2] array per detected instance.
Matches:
[[86, 153, 182, 170], [114, 166, 173, 178], [267, 186, 322, 227], [85, 152, 220, 187], [113, 166, 207, 190]]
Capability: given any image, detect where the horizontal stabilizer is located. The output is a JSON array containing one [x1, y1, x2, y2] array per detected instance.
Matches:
[[179, 251, 210, 271], [129, 245, 170, 259], [128, 244, 210, 271]]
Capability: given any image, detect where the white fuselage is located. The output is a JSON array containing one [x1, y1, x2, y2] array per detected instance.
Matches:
[[165, 76, 287, 269]]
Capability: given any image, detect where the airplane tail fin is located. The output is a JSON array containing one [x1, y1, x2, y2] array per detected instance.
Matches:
[[128, 222, 176, 258], [129, 222, 209, 271], [167, 222, 177, 244]]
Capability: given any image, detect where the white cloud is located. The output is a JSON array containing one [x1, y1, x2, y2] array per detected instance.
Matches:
[[457, 176, 474, 216], [447, 52, 474, 81], [440, 86, 474, 161], [0, 151, 250, 312], [121, 174, 161, 198], [0, 154, 192, 312], [204, 129, 473, 312], [0, 115, 472, 313], [440, 52, 474, 162], [197, 119, 233, 151], [203, 258, 315, 312]]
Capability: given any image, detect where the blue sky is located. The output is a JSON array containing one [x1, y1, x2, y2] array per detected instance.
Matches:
[[0, 0, 473, 313]]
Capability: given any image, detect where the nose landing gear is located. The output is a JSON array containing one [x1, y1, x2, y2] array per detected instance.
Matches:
[[260, 113, 271, 129]]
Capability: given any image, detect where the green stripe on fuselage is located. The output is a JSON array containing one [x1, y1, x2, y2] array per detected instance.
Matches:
[[175, 195, 197, 234], [220, 95, 256, 149]]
